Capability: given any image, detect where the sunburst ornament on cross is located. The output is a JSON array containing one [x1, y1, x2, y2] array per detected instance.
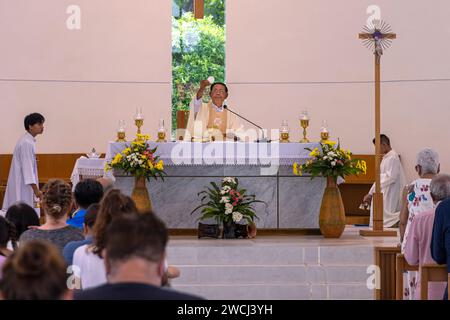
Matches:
[[358, 19, 397, 237], [359, 20, 396, 64]]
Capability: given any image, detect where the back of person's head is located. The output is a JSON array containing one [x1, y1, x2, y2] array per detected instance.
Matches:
[[74, 179, 103, 209], [92, 189, 138, 256], [41, 179, 73, 220], [84, 203, 99, 230], [23, 113, 45, 131], [372, 134, 390, 146], [5, 202, 40, 237], [0, 240, 68, 300], [104, 211, 168, 270], [416, 148, 440, 175], [430, 174, 450, 202], [0, 216, 17, 251]]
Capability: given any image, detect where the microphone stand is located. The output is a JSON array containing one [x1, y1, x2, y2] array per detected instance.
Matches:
[[223, 105, 270, 143]]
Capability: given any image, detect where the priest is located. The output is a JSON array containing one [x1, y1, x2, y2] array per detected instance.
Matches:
[[2, 113, 45, 214], [184, 80, 245, 141]]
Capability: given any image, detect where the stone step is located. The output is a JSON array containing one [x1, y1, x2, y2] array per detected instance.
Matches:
[[171, 265, 370, 285], [171, 283, 373, 300], [167, 245, 373, 266]]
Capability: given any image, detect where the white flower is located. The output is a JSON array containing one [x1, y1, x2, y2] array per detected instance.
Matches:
[[220, 197, 230, 204], [323, 156, 328, 160], [232, 211, 243, 223], [222, 177, 236, 184], [331, 161, 336, 167], [225, 203, 233, 211], [220, 186, 231, 195]]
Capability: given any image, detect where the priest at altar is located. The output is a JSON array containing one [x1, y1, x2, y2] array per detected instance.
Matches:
[[184, 80, 245, 141]]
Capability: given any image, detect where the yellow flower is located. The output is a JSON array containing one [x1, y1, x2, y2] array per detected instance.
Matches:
[[148, 160, 154, 169], [293, 162, 302, 176], [356, 160, 367, 175], [123, 148, 131, 155], [324, 140, 337, 146], [111, 153, 122, 165], [155, 160, 164, 171], [309, 148, 319, 157]]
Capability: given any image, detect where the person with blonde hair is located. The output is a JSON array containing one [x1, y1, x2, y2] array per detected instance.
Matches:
[[19, 179, 84, 252]]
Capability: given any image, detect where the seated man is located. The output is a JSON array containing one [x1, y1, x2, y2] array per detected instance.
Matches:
[[185, 80, 244, 141], [74, 211, 202, 300]]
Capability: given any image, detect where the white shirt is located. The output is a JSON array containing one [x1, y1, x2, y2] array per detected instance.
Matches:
[[2, 132, 39, 212], [73, 244, 107, 290], [369, 149, 406, 228]]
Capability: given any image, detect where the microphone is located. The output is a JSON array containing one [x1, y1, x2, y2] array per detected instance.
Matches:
[[223, 105, 270, 142]]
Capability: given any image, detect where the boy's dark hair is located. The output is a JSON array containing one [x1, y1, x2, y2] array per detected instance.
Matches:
[[24, 113, 45, 131], [210, 82, 228, 93], [5, 202, 40, 237], [104, 211, 168, 264], [74, 179, 104, 209], [372, 134, 390, 146]]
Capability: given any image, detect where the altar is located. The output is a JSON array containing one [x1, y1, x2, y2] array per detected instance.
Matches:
[[106, 142, 326, 229]]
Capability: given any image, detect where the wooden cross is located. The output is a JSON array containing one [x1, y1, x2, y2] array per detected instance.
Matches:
[[194, 0, 204, 19], [358, 21, 397, 237]]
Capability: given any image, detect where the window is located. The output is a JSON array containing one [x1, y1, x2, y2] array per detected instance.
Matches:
[[171, 0, 225, 136]]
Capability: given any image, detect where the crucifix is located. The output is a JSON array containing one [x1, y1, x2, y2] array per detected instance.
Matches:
[[358, 20, 397, 237]]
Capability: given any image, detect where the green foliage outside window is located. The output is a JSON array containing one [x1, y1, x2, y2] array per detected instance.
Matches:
[[171, 1, 225, 135]]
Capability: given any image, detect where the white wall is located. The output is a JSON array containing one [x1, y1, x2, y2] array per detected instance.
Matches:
[[1, 0, 449, 181], [0, 0, 171, 153], [226, 0, 450, 180]]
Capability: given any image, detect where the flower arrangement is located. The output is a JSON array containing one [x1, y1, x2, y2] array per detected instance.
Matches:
[[293, 141, 367, 181], [191, 177, 265, 225], [106, 134, 166, 180]]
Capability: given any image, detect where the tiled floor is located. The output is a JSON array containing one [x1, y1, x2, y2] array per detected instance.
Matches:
[[167, 226, 399, 299]]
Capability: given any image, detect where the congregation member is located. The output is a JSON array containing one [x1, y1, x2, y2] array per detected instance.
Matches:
[[2, 113, 45, 214], [63, 203, 99, 266], [5, 202, 40, 238], [403, 174, 449, 300], [67, 179, 103, 229], [0, 240, 71, 300], [0, 216, 17, 276], [19, 179, 84, 252], [431, 176, 450, 300], [73, 190, 138, 289], [362, 134, 406, 228], [398, 149, 439, 299], [74, 213, 201, 300]]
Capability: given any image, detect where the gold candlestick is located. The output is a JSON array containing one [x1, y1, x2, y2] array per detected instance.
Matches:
[[117, 131, 126, 142], [299, 110, 310, 143], [134, 108, 144, 141], [280, 120, 290, 143], [156, 119, 167, 142], [320, 120, 329, 143], [116, 120, 127, 142]]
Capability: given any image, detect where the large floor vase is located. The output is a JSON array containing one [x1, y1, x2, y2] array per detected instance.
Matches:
[[319, 176, 345, 238], [131, 176, 152, 212]]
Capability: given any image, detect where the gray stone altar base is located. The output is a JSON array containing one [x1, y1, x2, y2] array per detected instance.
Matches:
[[113, 165, 326, 229]]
